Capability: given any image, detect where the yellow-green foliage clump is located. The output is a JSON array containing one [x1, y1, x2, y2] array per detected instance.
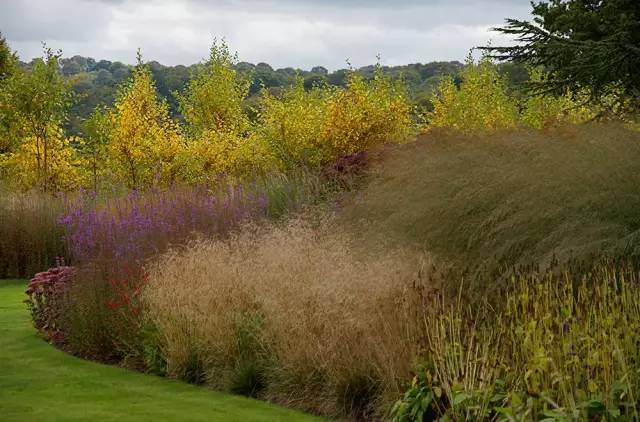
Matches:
[[259, 65, 413, 170], [322, 66, 414, 156], [393, 262, 640, 421], [2, 130, 86, 191], [182, 130, 275, 184], [427, 55, 518, 133], [107, 59, 185, 188], [426, 59, 628, 134], [259, 77, 330, 169], [177, 40, 251, 137], [520, 68, 596, 129]]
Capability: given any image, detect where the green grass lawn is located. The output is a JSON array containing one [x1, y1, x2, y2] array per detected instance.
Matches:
[[0, 280, 321, 421]]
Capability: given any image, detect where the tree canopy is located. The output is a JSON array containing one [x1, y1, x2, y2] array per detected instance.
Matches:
[[485, 0, 640, 111]]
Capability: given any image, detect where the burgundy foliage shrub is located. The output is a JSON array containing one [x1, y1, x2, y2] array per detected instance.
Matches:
[[322, 151, 368, 188], [25, 261, 76, 345]]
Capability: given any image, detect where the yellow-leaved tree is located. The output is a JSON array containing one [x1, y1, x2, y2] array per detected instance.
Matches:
[[259, 76, 330, 169], [0, 46, 85, 191], [427, 54, 518, 133], [3, 129, 86, 191], [178, 40, 250, 137], [79, 106, 111, 192], [178, 40, 274, 181], [108, 52, 184, 188], [322, 63, 413, 158], [0, 33, 21, 155]]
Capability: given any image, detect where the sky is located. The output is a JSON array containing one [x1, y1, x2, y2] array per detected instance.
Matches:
[[0, 0, 533, 70]]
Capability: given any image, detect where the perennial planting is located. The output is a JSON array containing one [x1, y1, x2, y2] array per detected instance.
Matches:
[[3, 35, 639, 422]]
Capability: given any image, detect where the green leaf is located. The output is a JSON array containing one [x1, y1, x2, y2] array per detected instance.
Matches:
[[452, 392, 472, 406], [421, 391, 433, 409]]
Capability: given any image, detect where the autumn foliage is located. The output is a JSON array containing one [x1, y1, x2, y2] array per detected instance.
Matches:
[[426, 54, 604, 134], [1, 41, 414, 191]]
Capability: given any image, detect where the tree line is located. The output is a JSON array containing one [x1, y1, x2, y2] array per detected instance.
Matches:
[[16, 51, 532, 137], [0, 38, 413, 192]]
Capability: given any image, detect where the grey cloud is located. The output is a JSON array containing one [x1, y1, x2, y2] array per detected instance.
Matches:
[[1, 0, 531, 69], [1, 0, 113, 42]]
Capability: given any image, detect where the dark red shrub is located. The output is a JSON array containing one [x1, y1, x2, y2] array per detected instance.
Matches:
[[322, 151, 368, 188], [25, 260, 76, 345]]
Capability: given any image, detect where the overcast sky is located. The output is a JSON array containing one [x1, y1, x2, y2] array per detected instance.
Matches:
[[1, 0, 532, 70]]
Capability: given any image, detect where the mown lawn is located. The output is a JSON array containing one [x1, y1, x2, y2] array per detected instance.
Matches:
[[0, 280, 321, 421]]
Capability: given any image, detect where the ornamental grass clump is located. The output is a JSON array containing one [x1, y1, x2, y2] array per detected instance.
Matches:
[[143, 219, 430, 419], [0, 189, 69, 278]]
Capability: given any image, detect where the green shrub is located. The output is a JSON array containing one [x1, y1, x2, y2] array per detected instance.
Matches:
[[390, 367, 437, 422]]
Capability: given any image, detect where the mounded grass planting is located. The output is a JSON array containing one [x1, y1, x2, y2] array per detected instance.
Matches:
[[342, 123, 640, 275], [144, 219, 427, 419], [6, 123, 640, 420], [0, 191, 69, 279]]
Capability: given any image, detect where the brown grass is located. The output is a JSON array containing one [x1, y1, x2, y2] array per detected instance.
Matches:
[[0, 189, 69, 278], [144, 218, 430, 419]]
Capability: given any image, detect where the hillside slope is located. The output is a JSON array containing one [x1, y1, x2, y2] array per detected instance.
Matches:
[[342, 123, 640, 272]]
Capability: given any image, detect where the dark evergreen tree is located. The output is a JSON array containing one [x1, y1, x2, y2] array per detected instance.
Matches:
[[484, 0, 640, 111]]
